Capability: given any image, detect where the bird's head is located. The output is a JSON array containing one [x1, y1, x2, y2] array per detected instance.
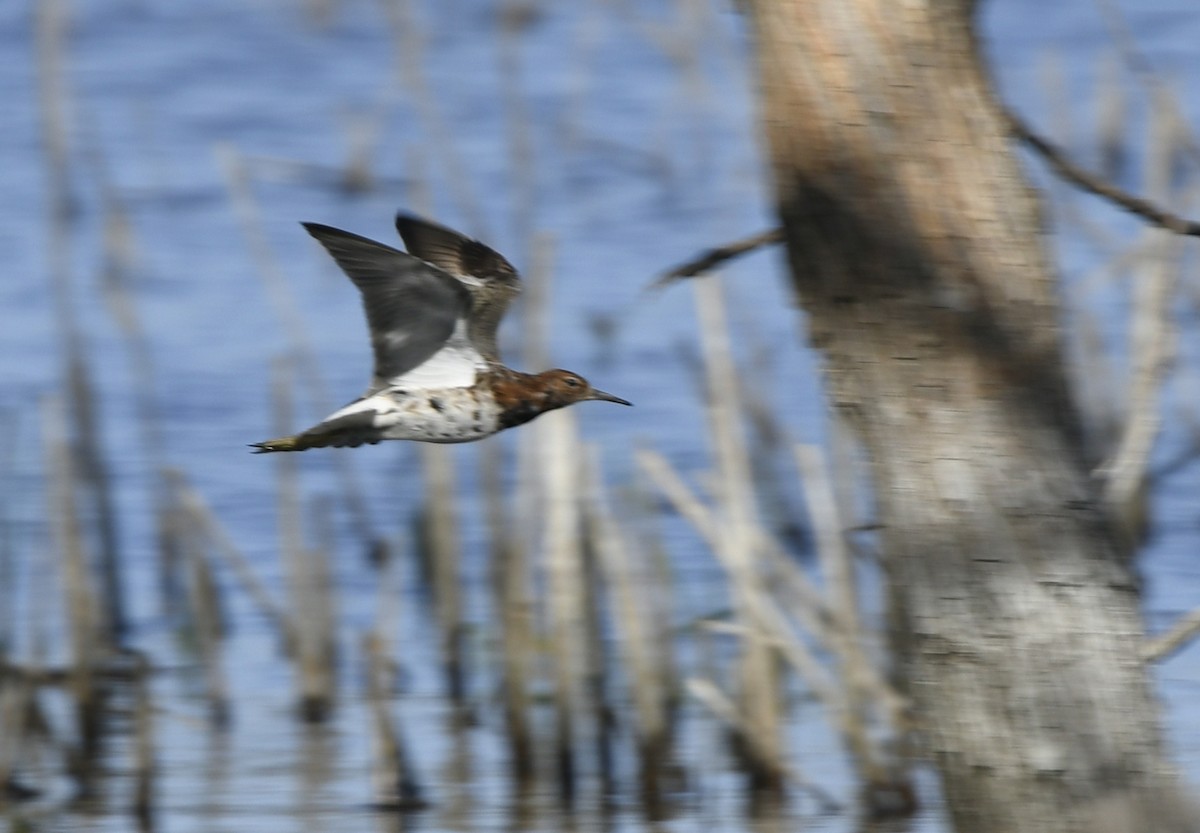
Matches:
[[535, 369, 632, 409]]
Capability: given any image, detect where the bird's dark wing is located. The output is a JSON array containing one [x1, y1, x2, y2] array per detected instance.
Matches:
[[394, 213, 522, 362], [303, 222, 472, 392]]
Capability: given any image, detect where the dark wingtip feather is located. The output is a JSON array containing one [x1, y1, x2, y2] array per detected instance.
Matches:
[[301, 221, 334, 237], [393, 211, 436, 236], [302, 221, 406, 255], [393, 212, 519, 285]]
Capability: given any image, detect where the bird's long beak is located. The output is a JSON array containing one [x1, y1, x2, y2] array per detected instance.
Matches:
[[589, 388, 632, 406]]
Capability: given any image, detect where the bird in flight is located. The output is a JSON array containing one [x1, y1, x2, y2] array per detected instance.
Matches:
[[252, 213, 630, 452]]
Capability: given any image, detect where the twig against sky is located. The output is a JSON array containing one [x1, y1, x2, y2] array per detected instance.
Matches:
[[653, 109, 1200, 286]]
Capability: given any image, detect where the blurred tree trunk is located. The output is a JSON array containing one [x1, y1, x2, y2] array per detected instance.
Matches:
[[742, 2, 1187, 831]]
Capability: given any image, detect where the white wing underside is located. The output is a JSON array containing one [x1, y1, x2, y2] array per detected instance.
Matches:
[[384, 319, 485, 391]]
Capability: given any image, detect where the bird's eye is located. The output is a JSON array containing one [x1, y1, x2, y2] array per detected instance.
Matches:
[[565, 377, 580, 388]]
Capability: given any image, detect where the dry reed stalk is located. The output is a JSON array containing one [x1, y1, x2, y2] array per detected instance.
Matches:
[[35, 0, 71, 222], [36, 0, 74, 324], [310, 493, 340, 666], [216, 143, 380, 556], [1075, 232, 1172, 303], [1070, 307, 1119, 457], [507, 227, 559, 786], [648, 0, 717, 184], [84, 150, 193, 692], [635, 448, 826, 624], [0, 411, 16, 658], [89, 141, 185, 621], [793, 444, 895, 790], [512, 228, 555, 541], [270, 361, 335, 721], [338, 111, 380, 194], [0, 671, 34, 805], [693, 276, 783, 792], [1099, 93, 1185, 546], [757, 532, 835, 640], [646, 430, 914, 773], [91, 138, 163, 463], [685, 677, 839, 813], [1038, 53, 1073, 167], [216, 144, 314, 347], [154, 492, 189, 617], [482, 441, 535, 782], [362, 551, 425, 807], [362, 633, 424, 810], [303, 496, 339, 721], [579, 504, 615, 797], [271, 358, 304, 590], [66, 345, 126, 644], [635, 449, 845, 710], [329, 19, 410, 196], [521, 233, 557, 370], [825, 406, 870, 549], [41, 394, 103, 779], [627, 474, 683, 731], [764, 536, 908, 728], [1063, 195, 1195, 455], [540, 409, 585, 805], [182, 527, 231, 727], [1096, 52, 1127, 180], [504, 222, 583, 796], [167, 470, 291, 644], [556, 1, 605, 156], [382, 0, 485, 234], [299, 0, 335, 27], [130, 651, 156, 827], [369, 535, 402, 660], [1032, 54, 1118, 251], [499, 0, 536, 252], [582, 447, 668, 812], [37, 0, 126, 646], [228, 153, 404, 192], [417, 444, 469, 709], [737, 371, 805, 548], [19, 563, 56, 790], [633, 450, 720, 543], [658, 388, 908, 797], [296, 723, 335, 820], [695, 613, 835, 704], [435, 720, 475, 832], [404, 142, 435, 223]]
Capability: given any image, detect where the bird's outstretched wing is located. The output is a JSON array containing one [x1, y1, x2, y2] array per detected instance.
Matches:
[[303, 222, 474, 393], [394, 214, 521, 363]]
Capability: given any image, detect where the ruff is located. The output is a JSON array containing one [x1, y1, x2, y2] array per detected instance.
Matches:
[[252, 214, 629, 453]]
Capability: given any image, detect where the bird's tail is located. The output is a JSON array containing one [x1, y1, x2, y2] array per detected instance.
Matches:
[[250, 434, 318, 453], [252, 415, 379, 453]]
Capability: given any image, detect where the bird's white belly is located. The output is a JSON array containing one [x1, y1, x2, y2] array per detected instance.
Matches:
[[363, 387, 499, 443], [387, 321, 486, 390]]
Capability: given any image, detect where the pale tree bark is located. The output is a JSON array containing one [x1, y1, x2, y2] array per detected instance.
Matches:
[[741, 1, 1194, 831]]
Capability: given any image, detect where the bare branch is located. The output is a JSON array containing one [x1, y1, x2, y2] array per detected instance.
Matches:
[[651, 107, 1200, 289], [1003, 107, 1200, 237], [1143, 608, 1200, 663], [650, 227, 783, 288]]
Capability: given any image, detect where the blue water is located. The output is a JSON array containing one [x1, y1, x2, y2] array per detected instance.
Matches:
[[2, 0, 1199, 830]]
